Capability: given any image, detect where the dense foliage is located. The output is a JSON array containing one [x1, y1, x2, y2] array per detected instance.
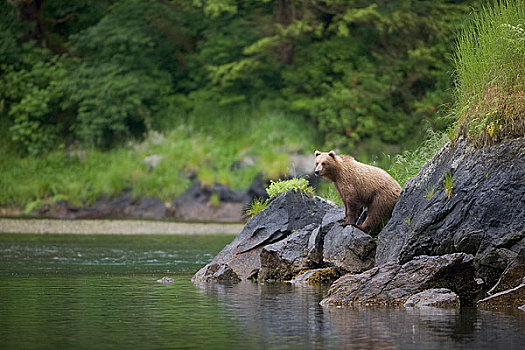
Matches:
[[1, 0, 476, 156], [2, 0, 499, 209]]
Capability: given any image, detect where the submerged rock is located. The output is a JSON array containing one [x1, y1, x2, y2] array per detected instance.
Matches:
[[192, 190, 337, 283], [156, 277, 175, 284], [376, 138, 525, 289], [290, 267, 340, 285], [403, 288, 460, 309], [320, 253, 481, 307]]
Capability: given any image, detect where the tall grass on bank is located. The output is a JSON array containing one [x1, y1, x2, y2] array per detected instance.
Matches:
[[388, 131, 449, 187], [0, 109, 315, 210], [454, 0, 525, 146]]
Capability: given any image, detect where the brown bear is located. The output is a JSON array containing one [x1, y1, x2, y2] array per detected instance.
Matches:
[[314, 150, 401, 233]]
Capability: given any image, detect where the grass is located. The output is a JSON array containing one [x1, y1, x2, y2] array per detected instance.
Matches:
[[244, 197, 269, 218], [425, 186, 436, 200], [0, 107, 316, 209], [266, 178, 314, 199], [245, 178, 315, 218], [453, 0, 525, 146], [388, 130, 449, 187], [443, 172, 454, 199]]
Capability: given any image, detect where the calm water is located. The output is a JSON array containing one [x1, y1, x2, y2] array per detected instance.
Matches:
[[1, 233, 524, 350]]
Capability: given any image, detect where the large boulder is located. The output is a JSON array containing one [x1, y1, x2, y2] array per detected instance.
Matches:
[[192, 190, 337, 283], [322, 224, 376, 274], [320, 253, 481, 307], [258, 224, 318, 282], [376, 138, 525, 288]]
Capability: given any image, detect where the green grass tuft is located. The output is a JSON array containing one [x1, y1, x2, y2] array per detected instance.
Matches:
[[244, 197, 270, 218], [443, 172, 454, 199], [425, 186, 436, 200], [266, 178, 314, 199], [453, 0, 525, 146], [388, 131, 449, 187]]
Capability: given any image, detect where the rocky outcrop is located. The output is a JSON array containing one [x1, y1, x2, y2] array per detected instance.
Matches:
[[403, 289, 460, 309], [320, 253, 482, 307], [192, 189, 377, 284], [192, 190, 338, 283], [376, 138, 525, 289]]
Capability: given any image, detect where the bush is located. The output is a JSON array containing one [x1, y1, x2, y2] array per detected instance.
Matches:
[[453, 0, 525, 146]]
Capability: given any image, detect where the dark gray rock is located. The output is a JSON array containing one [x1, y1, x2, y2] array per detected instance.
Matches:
[[127, 196, 167, 219], [306, 207, 344, 265], [192, 190, 337, 283], [290, 267, 340, 285], [376, 138, 525, 288], [320, 253, 481, 307], [323, 224, 376, 274], [197, 263, 241, 283], [477, 283, 525, 310], [258, 224, 318, 282], [488, 247, 525, 295], [403, 288, 460, 308]]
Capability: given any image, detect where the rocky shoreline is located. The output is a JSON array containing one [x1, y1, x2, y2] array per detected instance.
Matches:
[[192, 138, 525, 312]]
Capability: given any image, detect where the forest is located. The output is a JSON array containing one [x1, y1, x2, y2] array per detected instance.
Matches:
[[1, 0, 515, 209]]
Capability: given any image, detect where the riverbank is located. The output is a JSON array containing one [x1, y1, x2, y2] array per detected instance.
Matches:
[[0, 218, 243, 235]]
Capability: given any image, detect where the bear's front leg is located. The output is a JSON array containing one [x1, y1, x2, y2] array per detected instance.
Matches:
[[339, 202, 360, 226]]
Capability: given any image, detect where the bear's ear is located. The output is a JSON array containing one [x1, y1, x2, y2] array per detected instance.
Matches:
[[328, 150, 336, 158], [314, 150, 321, 157]]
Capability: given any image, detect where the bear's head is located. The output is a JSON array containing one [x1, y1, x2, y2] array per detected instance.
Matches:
[[314, 150, 339, 180]]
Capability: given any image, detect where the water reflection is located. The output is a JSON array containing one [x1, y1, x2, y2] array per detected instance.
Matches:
[[1, 234, 524, 350], [196, 282, 525, 350]]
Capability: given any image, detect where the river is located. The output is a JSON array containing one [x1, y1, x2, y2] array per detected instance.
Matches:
[[0, 233, 524, 349]]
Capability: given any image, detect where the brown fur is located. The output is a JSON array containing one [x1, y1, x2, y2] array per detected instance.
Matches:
[[314, 150, 401, 233]]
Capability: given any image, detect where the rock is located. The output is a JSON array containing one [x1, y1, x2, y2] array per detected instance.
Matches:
[[376, 138, 525, 288], [245, 173, 271, 201], [322, 224, 376, 274], [477, 283, 525, 310], [320, 253, 481, 307], [197, 263, 241, 283], [144, 154, 162, 170], [126, 196, 167, 219], [192, 190, 337, 283], [156, 277, 175, 283], [290, 267, 340, 285], [306, 207, 344, 265], [486, 240, 525, 295], [287, 154, 316, 178], [258, 224, 318, 282], [403, 288, 460, 308]]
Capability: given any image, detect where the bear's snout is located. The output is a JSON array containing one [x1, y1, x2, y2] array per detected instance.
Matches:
[[314, 169, 321, 176]]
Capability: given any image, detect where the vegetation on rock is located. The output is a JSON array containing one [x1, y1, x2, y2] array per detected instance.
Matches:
[[453, 0, 525, 146]]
